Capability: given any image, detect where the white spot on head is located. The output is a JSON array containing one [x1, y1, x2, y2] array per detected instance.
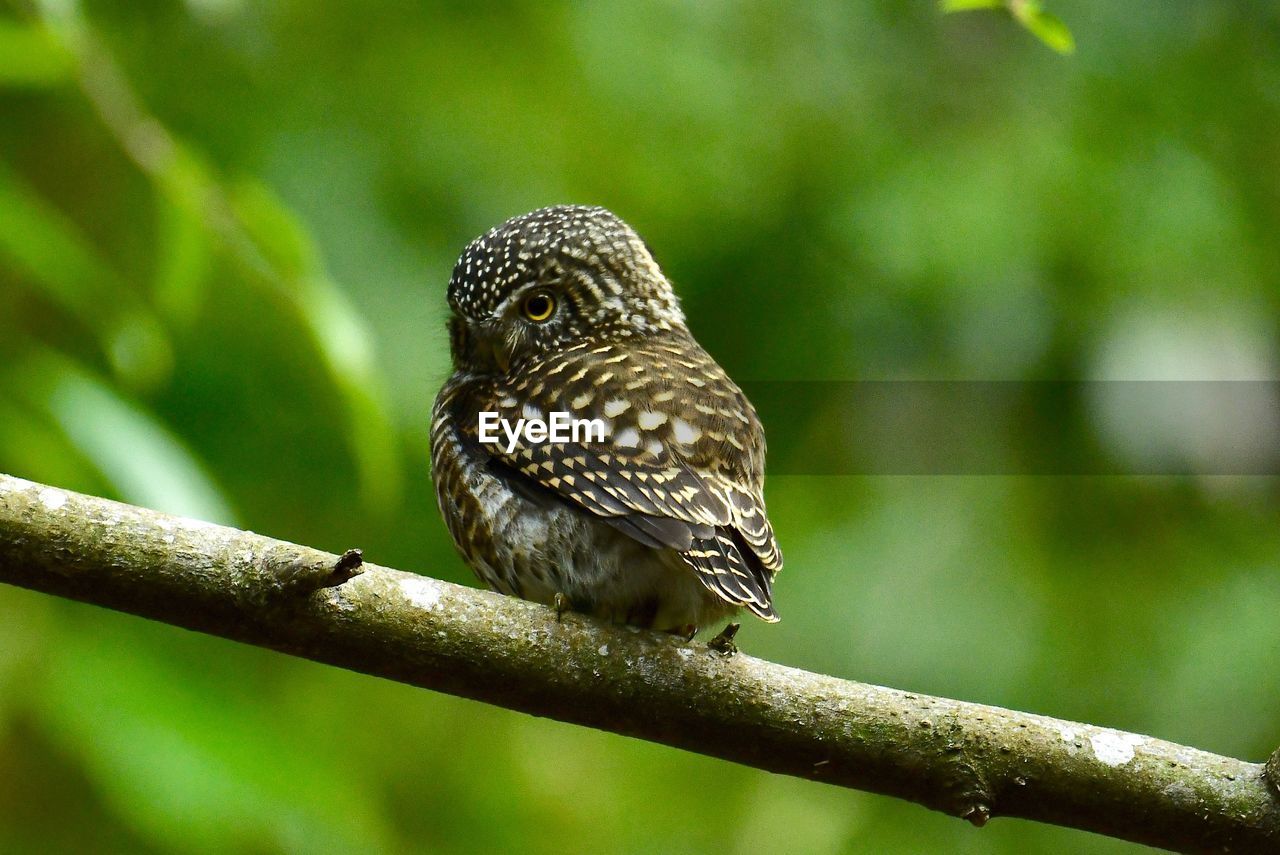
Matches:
[[38, 488, 67, 511], [399, 576, 444, 610], [645, 438, 663, 456], [1090, 731, 1143, 767], [522, 403, 543, 422]]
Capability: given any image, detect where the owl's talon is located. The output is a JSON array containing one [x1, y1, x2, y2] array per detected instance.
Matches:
[[707, 622, 740, 655], [681, 625, 698, 642], [553, 592, 571, 621]]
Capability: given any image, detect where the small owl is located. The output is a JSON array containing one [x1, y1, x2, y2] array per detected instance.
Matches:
[[430, 205, 781, 635]]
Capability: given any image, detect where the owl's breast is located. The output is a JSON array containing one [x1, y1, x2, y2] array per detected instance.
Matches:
[[431, 373, 608, 595]]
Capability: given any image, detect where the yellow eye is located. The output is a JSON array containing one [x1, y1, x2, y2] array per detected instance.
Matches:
[[522, 291, 556, 322]]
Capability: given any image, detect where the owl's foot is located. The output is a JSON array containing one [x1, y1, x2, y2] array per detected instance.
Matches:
[[681, 625, 698, 642], [707, 622, 740, 656], [553, 592, 572, 621]]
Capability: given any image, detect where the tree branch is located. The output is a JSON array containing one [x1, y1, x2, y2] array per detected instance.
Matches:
[[0, 473, 1275, 853]]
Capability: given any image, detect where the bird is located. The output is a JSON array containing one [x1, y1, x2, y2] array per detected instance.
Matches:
[[430, 205, 781, 638]]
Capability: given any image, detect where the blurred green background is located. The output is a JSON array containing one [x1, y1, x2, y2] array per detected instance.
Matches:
[[2, 1, 1278, 852]]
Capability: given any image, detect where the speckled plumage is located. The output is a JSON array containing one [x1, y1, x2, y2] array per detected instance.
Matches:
[[430, 205, 781, 633]]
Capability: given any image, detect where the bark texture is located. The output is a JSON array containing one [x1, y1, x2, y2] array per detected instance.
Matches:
[[0, 473, 1276, 853]]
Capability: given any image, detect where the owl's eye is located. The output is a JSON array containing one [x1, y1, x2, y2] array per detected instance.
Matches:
[[522, 291, 556, 322]]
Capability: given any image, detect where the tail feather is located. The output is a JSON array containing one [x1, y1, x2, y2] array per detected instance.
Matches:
[[680, 529, 778, 622]]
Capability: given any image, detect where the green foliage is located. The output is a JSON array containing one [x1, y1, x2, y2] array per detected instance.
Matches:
[[1, 2, 1278, 853], [942, 0, 1076, 55], [0, 20, 71, 86]]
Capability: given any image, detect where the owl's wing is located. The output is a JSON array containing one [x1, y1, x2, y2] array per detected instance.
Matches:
[[477, 337, 782, 619]]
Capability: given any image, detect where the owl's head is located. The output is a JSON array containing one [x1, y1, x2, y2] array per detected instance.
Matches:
[[446, 206, 686, 375]]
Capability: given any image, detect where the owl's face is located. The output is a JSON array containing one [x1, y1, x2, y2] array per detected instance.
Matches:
[[446, 206, 686, 376]]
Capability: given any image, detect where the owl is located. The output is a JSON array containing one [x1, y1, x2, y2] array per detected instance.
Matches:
[[430, 206, 781, 637]]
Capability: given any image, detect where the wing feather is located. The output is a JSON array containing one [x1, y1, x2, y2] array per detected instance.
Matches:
[[467, 334, 783, 616]]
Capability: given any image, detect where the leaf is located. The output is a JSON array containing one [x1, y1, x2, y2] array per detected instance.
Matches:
[[940, 0, 1076, 56], [5, 17, 402, 513], [296, 278, 403, 515], [34, 625, 398, 854], [9, 351, 238, 525], [0, 394, 103, 495], [0, 161, 173, 388], [152, 192, 211, 327], [939, 0, 1004, 12], [104, 310, 175, 393], [0, 159, 122, 319], [229, 179, 320, 284], [0, 21, 73, 87], [227, 179, 403, 514], [1013, 6, 1076, 55]]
